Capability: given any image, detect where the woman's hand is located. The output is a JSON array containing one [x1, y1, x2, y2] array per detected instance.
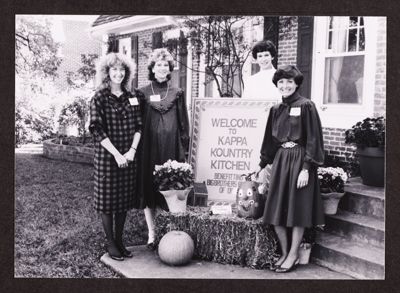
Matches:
[[123, 148, 136, 162], [255, 166, 263, 179], [114, 153, 128, 168], [297, 169, 309, 189]]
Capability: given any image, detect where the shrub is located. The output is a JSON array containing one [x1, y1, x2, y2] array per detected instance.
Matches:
[[345, 116, 385, 147]]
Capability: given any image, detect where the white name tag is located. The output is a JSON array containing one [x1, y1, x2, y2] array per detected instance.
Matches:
[[210, 205, 232, 215], [129, 98, 138, 106], [150, 95, 161, 102], [290, 107, 301, 116]]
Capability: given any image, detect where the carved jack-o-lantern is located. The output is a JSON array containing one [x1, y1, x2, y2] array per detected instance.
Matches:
[[236, 180, 265, 219]]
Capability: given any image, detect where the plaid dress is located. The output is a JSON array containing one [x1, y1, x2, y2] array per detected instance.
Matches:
[[89, 88, 142, 214]]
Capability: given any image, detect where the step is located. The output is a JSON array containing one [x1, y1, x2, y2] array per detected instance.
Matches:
[[101, 245, 353, 279], [311, 232, 385, 279], [341, 177, 385, 219], [325, 210, 385, 248]]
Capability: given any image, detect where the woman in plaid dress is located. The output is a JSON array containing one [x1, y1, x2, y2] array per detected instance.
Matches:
[[135, 48, 190, 249], [89, 53, 142, 261]]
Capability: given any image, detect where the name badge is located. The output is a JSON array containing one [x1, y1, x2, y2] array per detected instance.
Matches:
[[150, 95, 161, 102], [289, 107, 301, 116], [129, 98, 138, 106]]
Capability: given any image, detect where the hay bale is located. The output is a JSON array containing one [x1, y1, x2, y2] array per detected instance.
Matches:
[[154, 207, 278, 269]]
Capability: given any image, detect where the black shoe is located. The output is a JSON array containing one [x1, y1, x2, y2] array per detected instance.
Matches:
[[275, 259, 299, 273], [117, 244, 133, 258], [146, 242, 157, 251], [106, 244, 124, 261]]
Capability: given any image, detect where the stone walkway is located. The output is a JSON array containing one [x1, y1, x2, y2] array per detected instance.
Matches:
[[101, 245, 353, 279]]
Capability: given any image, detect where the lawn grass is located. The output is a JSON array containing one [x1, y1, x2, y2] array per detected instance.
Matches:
[[15, 154, 148, 278]]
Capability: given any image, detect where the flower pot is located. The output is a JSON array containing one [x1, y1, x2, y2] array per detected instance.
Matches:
[[356, 147, 385, 187], [321, 192, 345, 215], [160, 188, 192, 213], [298, 244, 312, 265]]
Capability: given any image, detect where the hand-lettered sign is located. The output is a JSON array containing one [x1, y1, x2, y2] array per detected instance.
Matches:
[[189, 98, 277, 202]]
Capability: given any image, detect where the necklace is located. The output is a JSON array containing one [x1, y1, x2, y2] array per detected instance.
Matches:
[[151, 81, 169, 101]]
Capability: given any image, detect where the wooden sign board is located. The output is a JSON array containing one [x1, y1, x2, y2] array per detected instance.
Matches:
[[189, 98, 277, 202]]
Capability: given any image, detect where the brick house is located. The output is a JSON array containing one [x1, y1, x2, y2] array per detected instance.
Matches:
[[89, 15, 386, 166]]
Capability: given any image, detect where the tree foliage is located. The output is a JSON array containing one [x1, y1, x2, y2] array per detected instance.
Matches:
[[15, 15, 62, 78], [66, 53, 99, 88], [182, 16, 253, 97]]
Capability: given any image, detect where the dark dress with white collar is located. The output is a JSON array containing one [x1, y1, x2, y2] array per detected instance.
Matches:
[[259, 91, 325, 227], [135, 81, 190, 209]]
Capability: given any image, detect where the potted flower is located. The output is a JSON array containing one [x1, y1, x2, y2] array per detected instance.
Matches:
[[345, 116, 385, 187], [318, 167, 348, 215], [154, 160, 194, 213], [299, 228, 317, 265]]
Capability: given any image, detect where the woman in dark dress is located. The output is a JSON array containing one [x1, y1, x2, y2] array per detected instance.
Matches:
[[256, 65, 325, 273], [135, 48, 190, 249], [89, 53, 142, 261]]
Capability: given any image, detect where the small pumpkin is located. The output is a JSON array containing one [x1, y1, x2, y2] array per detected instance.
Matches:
[[158, 230, 194, 266], [236, 179, 265, 219]]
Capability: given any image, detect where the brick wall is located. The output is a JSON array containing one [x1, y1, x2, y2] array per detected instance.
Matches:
[[43, 139, 94, 165], [113, 25, 179, 89], [277, 16, 298, 67], [373, 17, 386, 117], [322, 127, 357, 164]]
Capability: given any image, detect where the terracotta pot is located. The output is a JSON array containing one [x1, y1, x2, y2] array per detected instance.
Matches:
[[321, 192, 345, 215], [356, 146, 385, 187], [160, 188, 192, 213], [298, 244, 312, 265]]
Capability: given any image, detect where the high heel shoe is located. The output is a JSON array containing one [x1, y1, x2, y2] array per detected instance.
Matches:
[[146, 242, 157, 251], [275, 258, 299, 273], [268, 263, 279, 271]]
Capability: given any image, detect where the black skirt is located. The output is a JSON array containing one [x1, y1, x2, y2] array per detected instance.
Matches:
[[262, 145, 325, 228]]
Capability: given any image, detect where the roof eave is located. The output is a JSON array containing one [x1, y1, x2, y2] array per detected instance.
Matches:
[[89, 15, 179, 37]]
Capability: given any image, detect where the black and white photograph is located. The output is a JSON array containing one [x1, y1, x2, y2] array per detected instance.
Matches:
[[14, 14, 386, 281]]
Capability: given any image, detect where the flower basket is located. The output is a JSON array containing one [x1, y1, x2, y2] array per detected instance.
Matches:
[[321, 192, 345, 215], [154, 160, 194, 213], [160, 188, 192, 213], [298, 243, 312, 265], [318, 167, 348, 215]]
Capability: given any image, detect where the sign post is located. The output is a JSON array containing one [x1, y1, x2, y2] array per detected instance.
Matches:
[[189, 98, 277, 202]]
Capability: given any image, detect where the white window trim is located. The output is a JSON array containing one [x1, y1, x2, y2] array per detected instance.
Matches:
[[311, 16, 378, 129], [118, 37, 131, 58]]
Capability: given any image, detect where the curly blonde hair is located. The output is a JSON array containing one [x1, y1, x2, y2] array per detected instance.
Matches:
[[95, 53, 136, 91], [147, 48, 175, 81]]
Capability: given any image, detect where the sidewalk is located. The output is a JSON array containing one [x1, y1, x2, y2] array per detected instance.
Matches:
[[101, 245, 353, 279]]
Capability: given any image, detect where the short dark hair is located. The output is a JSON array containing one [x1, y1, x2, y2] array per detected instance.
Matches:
[[252, 40, 277, 59], [272, 65, 304, 88]]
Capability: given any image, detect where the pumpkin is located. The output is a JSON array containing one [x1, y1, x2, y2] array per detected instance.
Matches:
[[236, 180, 265, 219], [158, 230, 194, 266]]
